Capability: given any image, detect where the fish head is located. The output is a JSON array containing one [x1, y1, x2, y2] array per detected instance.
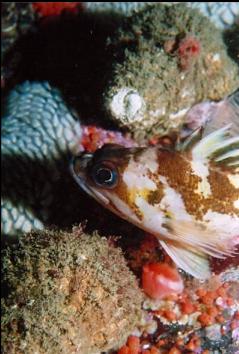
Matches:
[[71, 144, 140, 220], [71, 144, 165, 224]]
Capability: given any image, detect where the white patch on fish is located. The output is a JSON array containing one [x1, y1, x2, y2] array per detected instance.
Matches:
[[123, 157, 157, 190], [137, 148, 159, 173], [228, 173, 239, 189], [159, 179, 192, 222], [123, 170, 157, 191], [233, 199, 239, 209], [190, 160, 212, 197], [134, 195, 166, 235], [203, 210, 239, 238]]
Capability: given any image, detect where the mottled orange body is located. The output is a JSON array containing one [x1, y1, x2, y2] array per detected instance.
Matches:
[[72, 125, 239, 278]]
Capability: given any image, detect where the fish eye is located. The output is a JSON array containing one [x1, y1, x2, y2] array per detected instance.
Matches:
[[91, 162, 118, 188]]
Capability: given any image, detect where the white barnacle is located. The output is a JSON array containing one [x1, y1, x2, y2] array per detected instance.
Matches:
[[212, 53, 221, 62], [109, 87, 146, 124]]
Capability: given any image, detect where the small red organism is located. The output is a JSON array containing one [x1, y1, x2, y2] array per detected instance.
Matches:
[[177, 36, 201, 70], [117, 336, 140, 354], [142, 263, 184, 300], [163, 309, 177, 321], [32, 2, 82, 17], [179, 300, 195, 315], [80, 125, 137, 152], [127, 336, 140, 353], [149, 133, 178, 150], [197, 313, 214, 327]]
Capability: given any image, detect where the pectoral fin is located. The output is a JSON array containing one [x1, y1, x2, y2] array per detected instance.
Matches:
[[163, 219, 237, 259], [160, 240, 211, 279], [171, 221, 235, 259]]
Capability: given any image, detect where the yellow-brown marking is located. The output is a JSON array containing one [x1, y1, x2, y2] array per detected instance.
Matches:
[[107, 151, 145, 221], [206, 162, 239, 216], [156, 149, 239, 220], [146, 170, 165, 206], [110, 149, 164, 220]]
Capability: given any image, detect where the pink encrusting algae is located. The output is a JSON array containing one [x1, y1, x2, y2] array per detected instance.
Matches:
[[163, 35, 201, 71]]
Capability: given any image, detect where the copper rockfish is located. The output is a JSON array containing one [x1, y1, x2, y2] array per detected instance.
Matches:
[[72, 125, 239, 279]]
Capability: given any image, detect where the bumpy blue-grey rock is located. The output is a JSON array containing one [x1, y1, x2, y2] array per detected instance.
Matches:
[[2, 81, 81, 236]]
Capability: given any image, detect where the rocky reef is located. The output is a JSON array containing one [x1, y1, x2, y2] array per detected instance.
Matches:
[[1, 3, 239, 354], [1, 227, 143, 354], [103, 4, 239, 138]]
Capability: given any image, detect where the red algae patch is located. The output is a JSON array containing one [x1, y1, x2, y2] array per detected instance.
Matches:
[[142, 263, 184, 300], [80, 125, 137, 152], [32, 2, 82, 17], [177, 36, 201, 70]]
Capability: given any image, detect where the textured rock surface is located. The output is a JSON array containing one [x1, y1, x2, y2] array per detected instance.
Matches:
[[85, 2, 239, 29], [1, 81, 82, 236], [102, 4, 239, 137], [1, 227, 144, 354]]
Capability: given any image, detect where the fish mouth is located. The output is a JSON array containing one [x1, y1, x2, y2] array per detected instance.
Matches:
[[70, 155, 110, 206]]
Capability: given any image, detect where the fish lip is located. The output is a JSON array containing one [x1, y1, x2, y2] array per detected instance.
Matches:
[[70, 159, 110, 206]]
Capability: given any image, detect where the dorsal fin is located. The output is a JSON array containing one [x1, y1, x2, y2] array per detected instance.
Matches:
[[178, 127, 202, 152], [191, 124, 239, 166]]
